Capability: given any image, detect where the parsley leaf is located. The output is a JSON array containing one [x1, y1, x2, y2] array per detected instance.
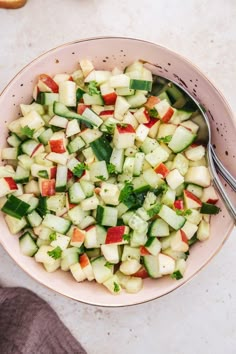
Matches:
[[105, 125, 115, 134], [73, 163, 88, 178], [123, 234, 131, 242], [47, 246, 62, 260], [171, 271, 183, 280], [49, 232, 57, 241], [95, 175, 106, 181], [105, 261, 113, 268], [88, 81, 100, 95], [149, 107, 158, 118], [21, 125, 34, 138], [157, 135, 172, 144], [107, 163, 117, 175], [147, 203, 162, 217], [176, 209, 192, 216], [119, 182, 134, 203], [113, 282, 120, 293]]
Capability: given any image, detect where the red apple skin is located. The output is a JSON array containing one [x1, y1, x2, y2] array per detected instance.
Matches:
[[67, 170, 73, 181], [4, 177, 18, 190], [145, 96, 160, 110], [133, 266, 149, 279], [50, 166, 57, 179], [144, 117, 159, 128], [184, 190, 202, 207], [207, 198, 218, 205], [77, 104, 90, 115], [102, 92, 117, 105], [38, 74, 59, 93], [154, 163, 169, 178], [140, 246, 151, 256], [80, 253, 90, 268], [162, 107, 174, 123], [49, 139, 66, 154], [30, 143, 43, 158], [174, 199, 184, 210], [99, 110, 114, 117], [105, 226, 126, 244], [41, 179, 55, 197], [117, 124, 135, 134], [180, 230, 188, 244]]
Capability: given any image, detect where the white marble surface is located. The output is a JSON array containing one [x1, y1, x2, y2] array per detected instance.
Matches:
[[0, 1, 236, 353]]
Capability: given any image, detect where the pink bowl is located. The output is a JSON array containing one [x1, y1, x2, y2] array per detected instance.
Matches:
[[0, 37, 235, 306]]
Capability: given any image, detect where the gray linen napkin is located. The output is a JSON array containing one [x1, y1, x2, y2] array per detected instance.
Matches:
[[0, 287, 87, 354]]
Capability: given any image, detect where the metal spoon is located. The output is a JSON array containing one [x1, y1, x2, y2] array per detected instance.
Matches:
[[151, 75, 236, 222]]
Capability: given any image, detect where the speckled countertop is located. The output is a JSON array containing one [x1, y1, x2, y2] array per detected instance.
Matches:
[[0, 1, 236, 353]]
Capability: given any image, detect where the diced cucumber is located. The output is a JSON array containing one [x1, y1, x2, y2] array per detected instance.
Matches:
[[158, 205, 186, 230], [2, 195, 30, 219], [96, 205, 118, 227], [68, 205, 89, 226], [125, 92, 147, 108], [55, 165, 67, 192], [67, 136, 85, 154], [42, 214, 71, 233], [68, 183, 86, 204], [200, 203, 220, 215], [19, 232, 38, 256], [90, 135, 112, 163], [143, 255, 161, 278], [130, 79, 152, 91], [14, 165, 30, 184], [91, 256, 114, 283], [149, 218, 170, 237], [168, 126, 196, 153], [26, 210, 42, 227], [37, 92, 59, 105]]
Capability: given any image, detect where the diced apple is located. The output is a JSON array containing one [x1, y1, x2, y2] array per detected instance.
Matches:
[[197, 220, 210, 241], [100, 182, 120, 205], [101, 244, 120, 264], [166, 169, 184, 189], [145, 146, 169, 167], [123, 111, 139, 129], [113, 124, 136, 149], [155, 99, 175, 122], [79, 59, 94, 77], [185, 166, 211, 187], [105, 225, 129, 244], [183, 190, 202, 209], [181, 221, 198, 240], [70, 263, 86, 282], [109, 74, 130, 88], [202, 186, 219, 204], [38, 74, 59, 93], [145, 96, 160, 109], [144, 118, 160, 138], [185, 145, 205, 161], [120, 259, 141, 275], [70, 227, 86, 247], [135, 124, 150, 143], [134, 107, 150, 124], [114, 96, 130, 120], [158, 253, 175, 275], [79, 254, 94, 281], [170, 231, 189, 252]]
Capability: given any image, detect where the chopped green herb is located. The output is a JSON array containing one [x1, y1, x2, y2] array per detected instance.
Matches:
[[118, 123, 128, 128], [106, 125, 115, 134], [21, 125, 35, 138], [119, 182, 134, 203], [95, 175, 106, 181], [157, 135, 172, 144], [176, 209, 192, 216], [149, 107, 158, 118], [147, 203, 162, 217], [123, 234, 131, 242], [38, 170, 49, 179], [73, 163, 89, 178], [88, 81, 100, 95], [113, 282, 120, 293], [171, 271, 183, 280], [105, 261, 113, 268], [47, 246, 62, 260], [49, 232, 57, 241], [107, 163, 117, 174]]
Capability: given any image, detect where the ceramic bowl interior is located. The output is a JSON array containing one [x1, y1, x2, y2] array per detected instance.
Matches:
[[0, 37, 235, 306]]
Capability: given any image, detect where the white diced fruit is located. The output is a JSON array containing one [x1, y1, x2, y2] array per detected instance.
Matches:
[[50, 234, 70, 250], [70, 263, 86, 282], [202, 186, 218, 203], [20, 110, 45, 131], [166, 169, 184, 190], [113, 124, 136, 149], [197, 220, 210, 241], [181, 221, 198, 240], [123, 111, 139, 129], [114, 96, 130, 120], [125, 277, 143, 294], [145, 146, 169, 167], [158, 253, 175, 275], [89, 161, 109, 182], [101, 244, 120, 264], [100, 182, 120, 205], [110, 74, 130, 88], [134, 107, 150, 124], [185, 145, 205, 161], [120, 259, 141, 275], [135, 124, 149, 143], [59, 81, 76, 107], [185, 166, 211, 187], [80, 196, 99, 211], [79, 59, 94, 77]]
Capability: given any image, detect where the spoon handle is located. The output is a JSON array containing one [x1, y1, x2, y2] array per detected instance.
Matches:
[[211, 146, 236, 192], [208, 148, 236, 223]]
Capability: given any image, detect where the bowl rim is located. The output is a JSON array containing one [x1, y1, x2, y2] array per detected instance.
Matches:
[[0, 36, 235, 307]]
